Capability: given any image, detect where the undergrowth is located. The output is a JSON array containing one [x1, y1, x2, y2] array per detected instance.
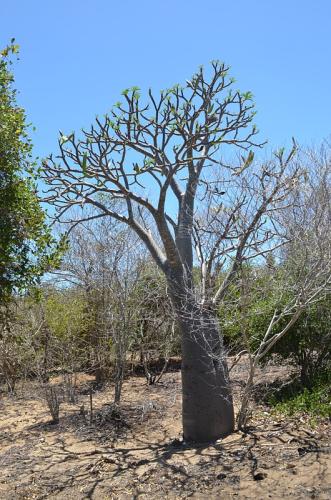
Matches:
[[267, 374, 331, 420]]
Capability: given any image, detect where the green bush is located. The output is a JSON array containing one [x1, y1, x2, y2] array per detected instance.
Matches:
[[219, 265, 289, 352], [268, 376, 331, 419], [268, 299, 331, 386], [219, 265, 330, 388]]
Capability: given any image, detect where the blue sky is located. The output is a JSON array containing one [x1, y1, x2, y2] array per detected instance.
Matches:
[[1, 0, 330, 161]]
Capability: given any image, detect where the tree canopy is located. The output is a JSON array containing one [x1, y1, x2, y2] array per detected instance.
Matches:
[[0, 42, 57, 303]]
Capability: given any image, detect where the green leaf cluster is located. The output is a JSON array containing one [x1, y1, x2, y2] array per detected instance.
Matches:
[[0, 43, 59, 303], [268, 377, 331, 419]]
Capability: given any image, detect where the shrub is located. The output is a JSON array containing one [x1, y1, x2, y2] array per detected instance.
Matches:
[[268, 375, 330, 419]]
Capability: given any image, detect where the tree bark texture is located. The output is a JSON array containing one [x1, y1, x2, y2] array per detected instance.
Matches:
[[170, 282, 234, 442]]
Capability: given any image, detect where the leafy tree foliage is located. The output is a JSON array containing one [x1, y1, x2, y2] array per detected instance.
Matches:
[[270, 299, 331, 386], [0, 42, 56, 303]]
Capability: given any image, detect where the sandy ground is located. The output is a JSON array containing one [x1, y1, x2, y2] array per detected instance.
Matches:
[[0, 361, 330, 499]]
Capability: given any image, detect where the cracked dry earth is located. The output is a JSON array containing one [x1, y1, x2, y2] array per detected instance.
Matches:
[[0, 365, 330, 499]]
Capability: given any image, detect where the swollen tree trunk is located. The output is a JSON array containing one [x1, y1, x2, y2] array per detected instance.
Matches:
[[170, 284, 234, 442]]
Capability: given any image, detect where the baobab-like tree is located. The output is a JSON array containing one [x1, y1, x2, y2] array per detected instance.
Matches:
[[42, 62, 300, 442]]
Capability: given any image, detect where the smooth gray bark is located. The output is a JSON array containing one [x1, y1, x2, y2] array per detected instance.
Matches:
[[169, 277, 234, 442], [180, 316, 234, 441]]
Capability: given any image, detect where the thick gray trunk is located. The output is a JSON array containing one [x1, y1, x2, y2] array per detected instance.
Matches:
[[169, 177, 234, 442], [169, 280, 234, 442]]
